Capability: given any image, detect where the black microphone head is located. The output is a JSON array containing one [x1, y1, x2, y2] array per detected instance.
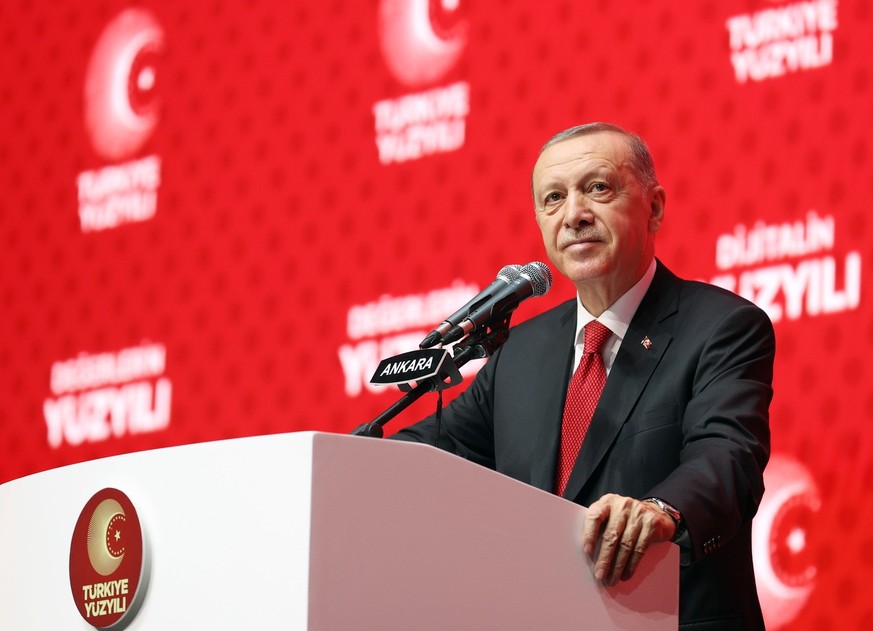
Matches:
[[439, 261, 552, 346], [520, 261, 553, 296], [419, 263, 525, 349]]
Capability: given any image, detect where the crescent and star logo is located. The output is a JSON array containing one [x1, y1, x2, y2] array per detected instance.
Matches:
[[373, 0, 470, 164], [753, 455, 820, 628], [84, 8, 165, 161], [378, 0, 467, 87], [77, 8, 165, 232], [70, 488, 148, 629]]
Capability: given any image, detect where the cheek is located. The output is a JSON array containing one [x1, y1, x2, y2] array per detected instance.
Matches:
[[535, 214, 554, 239], [537, 213, 561, 241], [607, 216, 642, 244]]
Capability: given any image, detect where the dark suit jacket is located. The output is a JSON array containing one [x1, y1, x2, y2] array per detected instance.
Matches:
[[394, 262, 775, 629]]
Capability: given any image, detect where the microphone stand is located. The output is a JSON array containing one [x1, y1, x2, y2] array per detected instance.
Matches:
[[350, 314, 513, 438]]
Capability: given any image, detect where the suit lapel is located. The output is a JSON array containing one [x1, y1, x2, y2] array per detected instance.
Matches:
[[561, 263, 681, 501], [528, 301, 576, 493]]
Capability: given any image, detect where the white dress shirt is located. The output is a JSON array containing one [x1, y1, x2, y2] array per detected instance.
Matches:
[[571, 258, 657, 375]]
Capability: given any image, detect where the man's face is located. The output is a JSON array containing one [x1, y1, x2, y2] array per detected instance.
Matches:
[[532, 132, 664, 295]]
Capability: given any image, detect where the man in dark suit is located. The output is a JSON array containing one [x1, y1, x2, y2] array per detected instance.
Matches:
[[393, 122, 774, 629]]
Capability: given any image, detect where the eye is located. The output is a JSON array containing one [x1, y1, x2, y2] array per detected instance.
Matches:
[[544, 191, 563, 204], [589, 181, 609, 193], [543, 191, 564, 208], [536, 191, 563, 214]]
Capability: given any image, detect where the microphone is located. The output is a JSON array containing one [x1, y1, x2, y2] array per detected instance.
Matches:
[[419, 264, 523, 349], [440, 261, 553, 345]]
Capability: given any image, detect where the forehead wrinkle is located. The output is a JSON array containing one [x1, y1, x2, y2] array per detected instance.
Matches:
[[538, 132, 635, 171]]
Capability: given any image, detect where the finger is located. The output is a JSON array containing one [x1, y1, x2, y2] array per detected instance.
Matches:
[[621, 525, 653, 581], [593, 507, 629, 582], [608, 519, 643, 585], [621, 510, 670, 581], [582, 501, 609, 557]]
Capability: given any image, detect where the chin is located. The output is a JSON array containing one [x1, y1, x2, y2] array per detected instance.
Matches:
[[560, 260, 610, 284]]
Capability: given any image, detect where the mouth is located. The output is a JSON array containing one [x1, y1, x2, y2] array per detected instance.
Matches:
[[559, 236, 601, 251]]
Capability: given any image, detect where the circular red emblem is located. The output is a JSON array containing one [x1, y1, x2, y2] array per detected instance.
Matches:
[[84, 8, 165, 161], [70, 488, 147, 629]]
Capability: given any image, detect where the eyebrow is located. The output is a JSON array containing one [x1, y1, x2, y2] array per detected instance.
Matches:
[[537, 164, 616, 191]]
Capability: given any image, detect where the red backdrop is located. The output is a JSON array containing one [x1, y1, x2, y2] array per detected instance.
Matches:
[[1, 1, 870, 628]]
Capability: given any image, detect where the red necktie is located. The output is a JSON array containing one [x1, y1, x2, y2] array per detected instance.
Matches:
[[555, 320, 612, 496]]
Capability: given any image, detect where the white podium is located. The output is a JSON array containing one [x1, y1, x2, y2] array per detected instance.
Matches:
[[0, 432, 678, 629]]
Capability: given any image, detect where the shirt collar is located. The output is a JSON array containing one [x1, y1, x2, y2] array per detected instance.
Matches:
[[574, 258, 657, 345]]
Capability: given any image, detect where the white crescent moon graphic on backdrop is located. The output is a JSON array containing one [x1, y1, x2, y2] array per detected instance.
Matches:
[[752, 455, 820, 629], [379, 0, 467, 86], [86, 498, 127, 576], [84, 8, 164, 161]]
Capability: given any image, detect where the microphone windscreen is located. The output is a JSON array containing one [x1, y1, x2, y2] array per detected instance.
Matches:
[[521, 261, 553, 297], [496, 264, 523, 283]]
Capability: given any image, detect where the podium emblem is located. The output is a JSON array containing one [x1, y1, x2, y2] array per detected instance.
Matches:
[[69, 488, 148, 629]]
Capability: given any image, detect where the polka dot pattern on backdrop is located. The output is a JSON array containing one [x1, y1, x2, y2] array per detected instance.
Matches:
[[0, 2, 872, 628]]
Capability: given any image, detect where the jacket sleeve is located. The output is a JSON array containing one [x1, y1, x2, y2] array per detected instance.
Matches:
[[646, 302, 775, 565]]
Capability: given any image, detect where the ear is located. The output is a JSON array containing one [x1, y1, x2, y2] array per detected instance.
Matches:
[[648, 186, 666, 233]]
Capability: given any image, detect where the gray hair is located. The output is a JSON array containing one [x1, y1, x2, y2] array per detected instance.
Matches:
[[534, 122, 659, 197]]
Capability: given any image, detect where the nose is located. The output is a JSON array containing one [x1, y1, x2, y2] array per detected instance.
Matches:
[[563, 191, 594, 228]]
